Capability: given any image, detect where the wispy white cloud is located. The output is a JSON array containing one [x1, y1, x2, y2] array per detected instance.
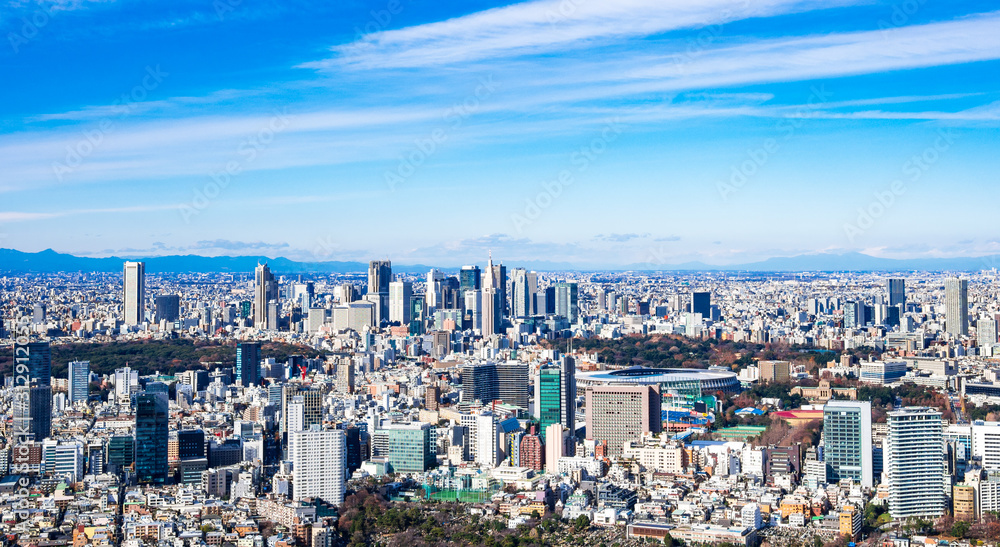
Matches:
[[313, 0, 856, 70]]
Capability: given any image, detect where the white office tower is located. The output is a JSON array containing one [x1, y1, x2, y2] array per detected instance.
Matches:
[[123, 261, 145, 326], [114, 367, 139, 404], [972, 421, 1000, 469], [389, 281, 412, 324], [511, 268, 538, 317], [286, 397, 306, 436], [426, 269, 446, 309], [823, 400, 873, 488], [48, 440, 84, 483], [945, 277, 969, 337], [464, 290, 482, 330], [475, 413, 500, 467], [290, 426, 346, 505], [887, 407, 947, 518], [979, 317, 998, 355]]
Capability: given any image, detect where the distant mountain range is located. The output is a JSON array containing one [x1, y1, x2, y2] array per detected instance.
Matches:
[[1, 248, 997, 273]]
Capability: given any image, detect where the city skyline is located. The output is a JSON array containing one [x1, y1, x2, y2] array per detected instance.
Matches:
[[1, 0, 998, 266]]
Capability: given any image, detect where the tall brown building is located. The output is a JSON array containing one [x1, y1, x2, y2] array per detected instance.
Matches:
[[585, 385, 662, 456]]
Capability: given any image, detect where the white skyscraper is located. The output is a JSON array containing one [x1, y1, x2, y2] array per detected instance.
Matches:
[[426, 269, 446, 309], [887, 407, 947, 518], [481, 253, 499, 335], [389, 281, 412, 324], [290, 426, 346, 505], [254, 263, 277, 330], [945, 277, 969, 337], [123, 261, 145, 326], [972, 421, 1000, 469], [114, 367, 139, 404], [823, 400, 873, 488]]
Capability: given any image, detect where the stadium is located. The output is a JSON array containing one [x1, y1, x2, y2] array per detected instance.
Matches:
[[576, 366, 743, 398]]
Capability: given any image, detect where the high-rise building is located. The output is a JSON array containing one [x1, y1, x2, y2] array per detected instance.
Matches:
[[496, 362, 530, 409], [367, 260, 391, 323], [426, 269, 447, 309], [68, 360, 90, 404], [460, 362, 498, 404], [114, 366, 139, 404], [844, 301, 862, 329], [13, 384, 51, 443], [107, 434, 135, 474], [123, 261, 146, 326], [154, 295, 181, 322], [385, 422, 436, 473], [135, 392, 169, 485], [520, 430, 544, 471], [389, 281, 412, 324], [585, 385, 662, 456], [367, 260, 391, 294], [758, 360, 791, 383], [972, 421, 1000, 469], [481, 253, 503, 335], [887, 407, 947, 518], [32, 303, 46, 323], [536, 359, 576, 443], [511, 269, 538, 318], [946, 277, 970, 337], [254, 263, 277, 330], [545, 424, 566, 475], [459, 265, 481, 296], [979, 317, 998, 351], [887, 278, 906, 308], [425, 384, 441, 411], [823, 401, 873, 488], [554, 282, 579, 323], [691, 291, 711, 318], [289, 426, 346, 505], [13, 340, 51, 386], [236, 342, 260, 387], [177, 429, 206, 459]]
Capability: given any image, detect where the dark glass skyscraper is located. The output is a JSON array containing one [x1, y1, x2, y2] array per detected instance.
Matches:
[[887, 278, 906, 308], [178, 429, 206, 459], [692, 291, 711, 318], [154, 295, 181, 322], [236, 342, 260, 386], [13, 340, 51, 386], [13, 384, 51, 442], [135, 392, 169, 484], [460, 265, 481, 296]]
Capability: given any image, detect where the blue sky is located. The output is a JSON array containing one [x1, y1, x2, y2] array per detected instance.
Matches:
[[1, 0, 998, 268]]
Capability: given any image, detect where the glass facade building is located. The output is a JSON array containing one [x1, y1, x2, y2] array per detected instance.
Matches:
[[823, 401, 873, 488], [135, 392, 169, 484]]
